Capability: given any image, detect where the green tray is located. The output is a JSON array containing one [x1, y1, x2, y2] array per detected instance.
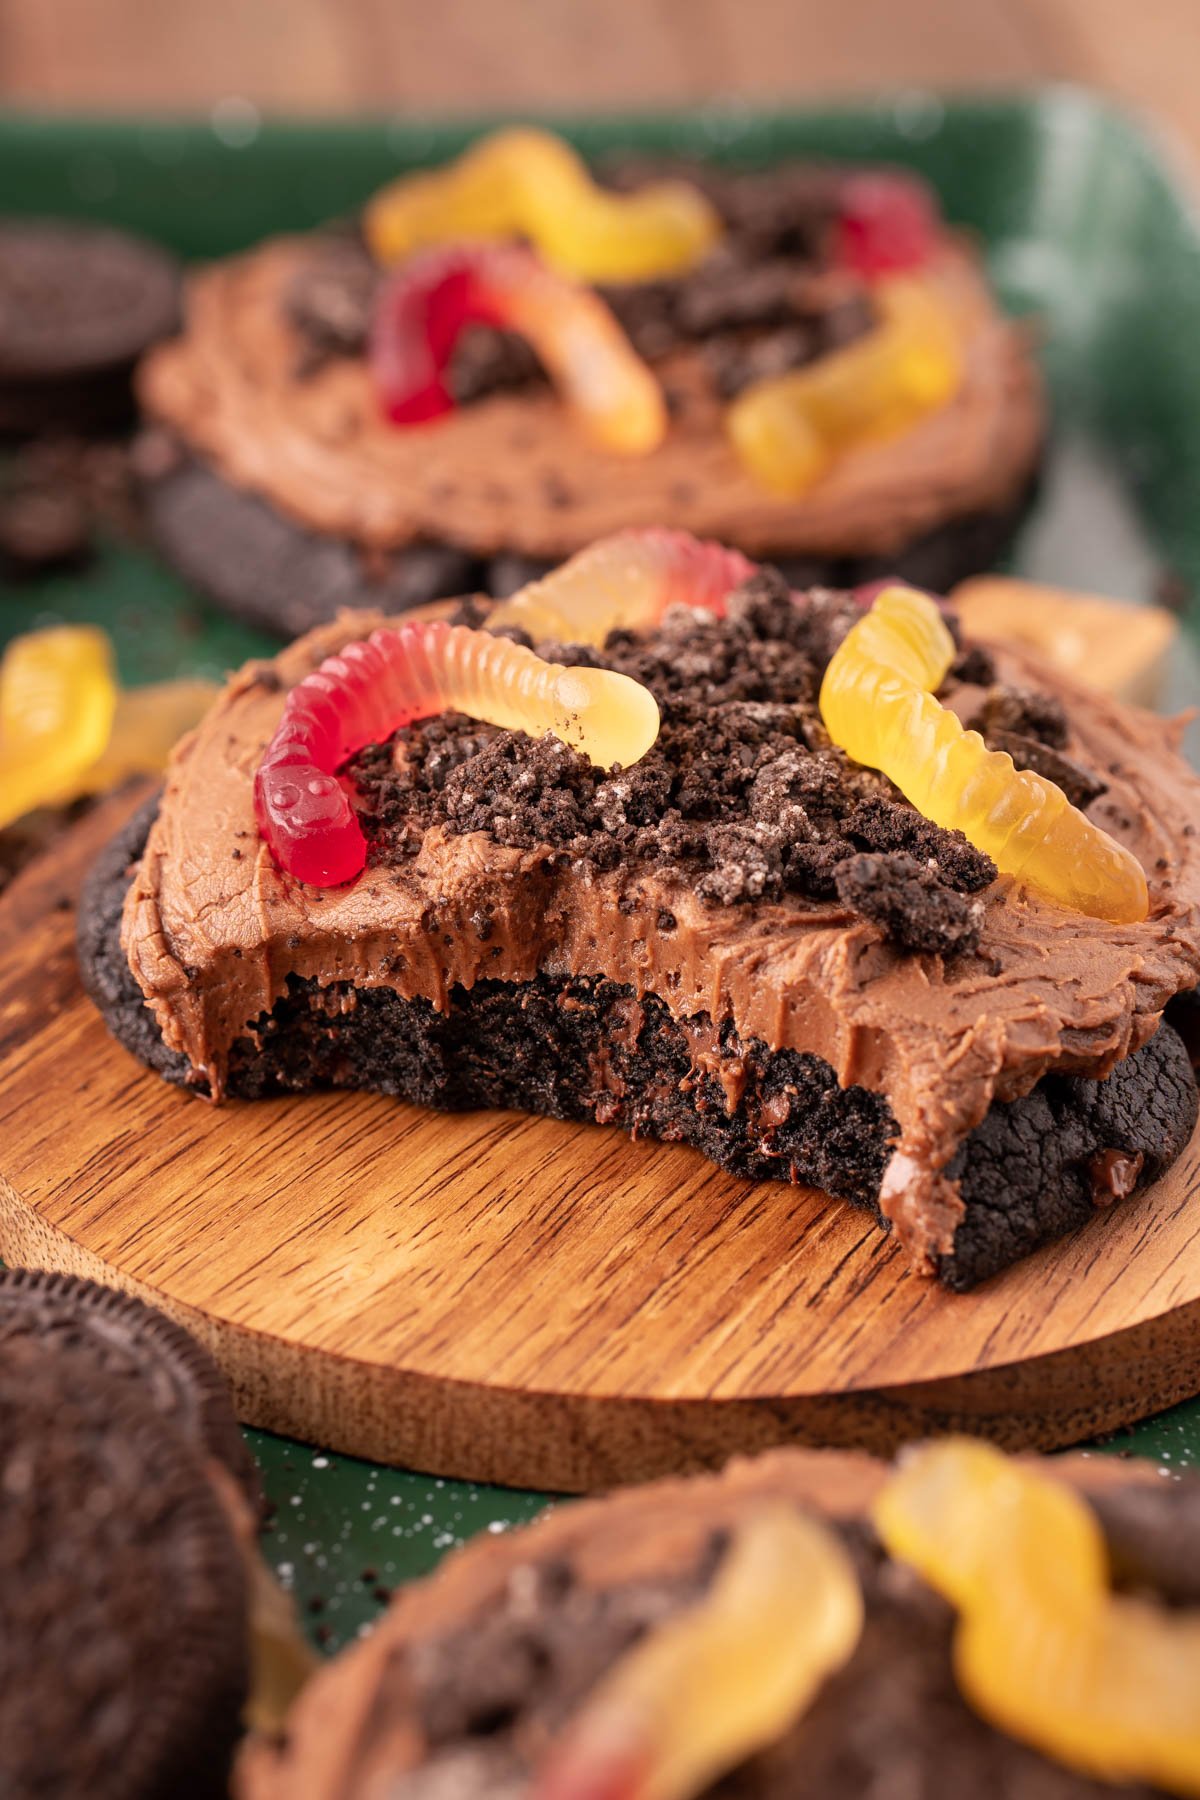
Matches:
[[4, 90, 1200, 1654]]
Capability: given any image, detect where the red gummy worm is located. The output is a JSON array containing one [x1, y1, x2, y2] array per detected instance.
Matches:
[[368, 247, 495, 424], [255, 623, 449, 887], [834, 170, 939, 278]]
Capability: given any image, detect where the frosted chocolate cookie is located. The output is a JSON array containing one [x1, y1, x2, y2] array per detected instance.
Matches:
[[136, 133, 1042, 636], [80, 542, 1200, 1288], [238, 1440, 1200, 1799]]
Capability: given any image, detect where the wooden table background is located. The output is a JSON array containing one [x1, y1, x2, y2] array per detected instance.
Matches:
[[0, 0, 1197, 166]]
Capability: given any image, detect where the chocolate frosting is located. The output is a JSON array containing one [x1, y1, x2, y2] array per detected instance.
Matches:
[[234, 1448, 1167, 1800], [136, 236, 1042, 563], [120, 611, 1200, 1271]]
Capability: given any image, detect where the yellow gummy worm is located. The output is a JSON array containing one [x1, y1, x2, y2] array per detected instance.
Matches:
[[875, 1440, 1200, 1797], [0, 625, 118, 828], [396, 621, 661, 771], [727, 276, 963, 497], [534, 1504, 863, 1800], [82, 678, 220, 792], [0, 625, 218, 829], [490, 527, 754, 647], [819, 585, 1149, 923], [485, 249, 667, 454], [364, 125, 723, 283]]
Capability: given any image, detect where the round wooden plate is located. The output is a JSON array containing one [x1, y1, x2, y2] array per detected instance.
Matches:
[[3, 788, 1200, 1492]]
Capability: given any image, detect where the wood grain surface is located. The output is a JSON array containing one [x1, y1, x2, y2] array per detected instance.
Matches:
[[2, 0, 1197, 168], [3, 786, 1200, 1492]]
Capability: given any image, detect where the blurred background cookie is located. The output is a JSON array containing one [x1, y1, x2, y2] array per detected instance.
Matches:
[[239, 1442, 1200, 1800], [0, 1269, 315, 1797], [0, 1350, 249, 1800], [0, 218, 180, 436]]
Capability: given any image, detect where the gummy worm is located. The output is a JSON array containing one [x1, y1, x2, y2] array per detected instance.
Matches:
[[0, 625, 218, 827], [727, 275, 963, 497], [533, 1504, 863, 1800], [363, 125, 722, 283], [370, 243, 667, 455], [833, 169, 940, 279], [0, 625, 117, 829], [874, 1440, 1200, 1797], [83, 678, 219, 793], [490, 528, 758, 647], [819, 584, 1149, 923], [255, 621, 661, 886]]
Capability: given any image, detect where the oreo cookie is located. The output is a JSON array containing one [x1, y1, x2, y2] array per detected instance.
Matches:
[[0, 219, 180, 435], [0, 1266, 259, 1506], [0, 1351, 248, 1799]]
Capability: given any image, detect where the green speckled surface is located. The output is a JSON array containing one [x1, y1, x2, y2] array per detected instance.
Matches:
[[248, 1401, 1200, 1655], [4, 91, 1200, 1658]]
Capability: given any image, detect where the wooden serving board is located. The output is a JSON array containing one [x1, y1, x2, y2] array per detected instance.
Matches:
[[3, 787, 1200, 1493]]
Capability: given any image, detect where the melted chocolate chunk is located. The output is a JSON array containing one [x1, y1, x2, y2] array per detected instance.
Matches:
[[1087, 1147, 1145, 1206]]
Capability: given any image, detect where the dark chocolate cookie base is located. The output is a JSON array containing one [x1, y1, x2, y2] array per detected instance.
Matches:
[[140, 444, 1037, 639], [80, 798, 1197, 1290]]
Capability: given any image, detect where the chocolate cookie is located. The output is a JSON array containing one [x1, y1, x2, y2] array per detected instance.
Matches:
[[0, 433, 142, 577], [0, 1265, 258, 1503], [0, 218, 180, 435], [0, 1351, 248, 1800], [238, 1446, 1191, 1800], [135, 149, 1043, 639], [139, 442, 1034, 639], [78, 793, 1198, 1291]]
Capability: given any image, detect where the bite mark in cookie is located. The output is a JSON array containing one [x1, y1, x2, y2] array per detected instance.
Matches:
[[82, 558, 1200, 1282]]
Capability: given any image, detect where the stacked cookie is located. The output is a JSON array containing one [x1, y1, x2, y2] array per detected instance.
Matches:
[[0, 1268, 308, 1800]]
